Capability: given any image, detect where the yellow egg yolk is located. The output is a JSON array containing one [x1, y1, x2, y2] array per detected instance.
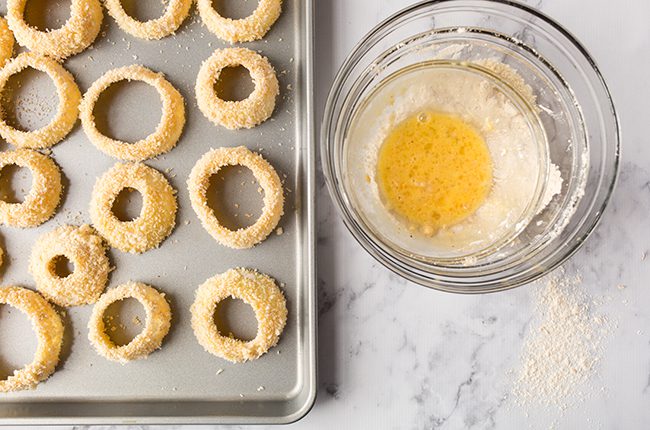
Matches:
[[377, 111, 493, 234]]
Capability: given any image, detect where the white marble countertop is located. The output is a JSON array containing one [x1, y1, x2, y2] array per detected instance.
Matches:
[[47, 0, 650, 429], [307, 2, 650, 428]]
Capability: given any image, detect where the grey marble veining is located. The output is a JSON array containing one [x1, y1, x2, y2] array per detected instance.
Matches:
[[296, 0, 648, 428], [36, 0, 650, 429]]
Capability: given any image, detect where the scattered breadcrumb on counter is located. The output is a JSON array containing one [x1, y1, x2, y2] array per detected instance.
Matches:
[[512, 269, 615, 414]]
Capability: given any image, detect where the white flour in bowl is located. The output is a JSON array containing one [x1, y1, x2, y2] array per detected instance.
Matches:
[[346, 61, 559, 257]]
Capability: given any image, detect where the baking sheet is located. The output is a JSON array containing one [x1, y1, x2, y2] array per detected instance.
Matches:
[[0, 0, 315, 424]]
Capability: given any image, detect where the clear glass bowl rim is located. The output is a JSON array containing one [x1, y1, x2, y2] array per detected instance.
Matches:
[[320, 0, 621, 294]]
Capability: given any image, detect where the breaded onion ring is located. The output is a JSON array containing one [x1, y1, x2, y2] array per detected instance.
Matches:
[[80, 65, 185, 161], [0, 17, 15, 66], [195, 48, 279, 130], [0, 149, 62, 228], [0, 286, 64, 392], [191, 268, 287, 363], [89, 162, 177, 254], [105, 0, 192, 40], [0, 52, 81, 149], [188, 146, 283, 249], [197, 0, 282, 43], [6, 0, 102, 60], [29, 224, 110, 307], [88, 282, 171, 364]]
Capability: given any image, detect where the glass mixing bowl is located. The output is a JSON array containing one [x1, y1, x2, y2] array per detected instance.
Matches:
[[321, 0, 620, 293]]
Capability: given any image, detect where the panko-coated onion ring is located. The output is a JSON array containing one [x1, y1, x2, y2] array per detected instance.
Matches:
[[80, 65, 185, 161], [0, 17, 15, 66], [0, 149, 62, 228], [0, 52, 81, 149], [195, 48, 279, 130], [0, 286, 64, 392], [89, 162, 177, 254], [29, 224, 110, 307], [187, 146, 283, 249], [105, 0, 192, 40], [6, 0, 102, 60], [197, 0, 282, 43], [191, 268, 287, 363], [88, 282, 171, 364]]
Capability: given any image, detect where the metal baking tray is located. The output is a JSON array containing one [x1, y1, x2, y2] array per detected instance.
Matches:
[[0, 0, 315, 424]]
